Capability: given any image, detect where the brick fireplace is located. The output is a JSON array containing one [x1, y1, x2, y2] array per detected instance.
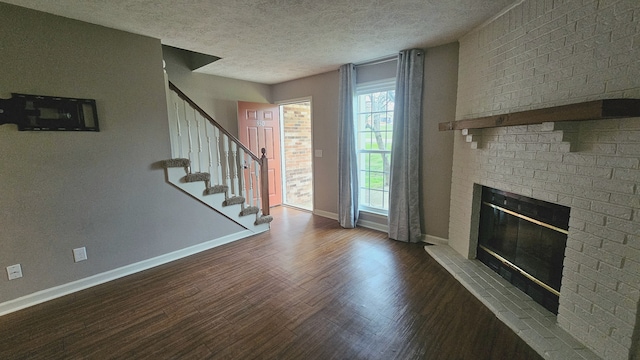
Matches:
[[439, 0, 640, 359], [444, 118, 639, 359]]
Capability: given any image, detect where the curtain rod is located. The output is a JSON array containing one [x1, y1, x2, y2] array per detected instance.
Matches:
[[355, 56, 397, 67]]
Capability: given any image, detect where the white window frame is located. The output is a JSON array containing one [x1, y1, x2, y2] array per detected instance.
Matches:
[[355, 78, 396, 215]]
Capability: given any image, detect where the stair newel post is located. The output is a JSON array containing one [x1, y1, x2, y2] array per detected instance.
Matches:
[[214, 127, 223, 185], [260, 148, 270, 216], [223, 134, 232, 193]]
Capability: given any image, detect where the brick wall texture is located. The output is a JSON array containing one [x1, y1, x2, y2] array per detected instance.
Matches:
[[451, 0, 640, 359], [282, 102, 313, 209]]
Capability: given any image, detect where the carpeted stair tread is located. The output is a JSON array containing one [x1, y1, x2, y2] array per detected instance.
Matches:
[[255, 215, 273, 225], [224, 196, 245, 206], [184, 172, 210, 182], [161, 158, 190, 168], [205, 185, 228, 195], [240, 206, 259, 216]]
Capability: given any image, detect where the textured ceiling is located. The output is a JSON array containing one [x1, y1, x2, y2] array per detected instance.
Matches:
[[3, 0, 516, 84]]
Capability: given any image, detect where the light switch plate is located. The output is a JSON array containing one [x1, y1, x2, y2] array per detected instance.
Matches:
[[7, 264, 22, 280], [314, 149, 323, 158]]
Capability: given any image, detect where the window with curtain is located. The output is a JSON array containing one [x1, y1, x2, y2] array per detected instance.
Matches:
[[355, 79, 395, 213]]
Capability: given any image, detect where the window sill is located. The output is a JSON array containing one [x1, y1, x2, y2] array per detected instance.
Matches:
[[358, 208, 388, 217], [357, 209, 389, 232]]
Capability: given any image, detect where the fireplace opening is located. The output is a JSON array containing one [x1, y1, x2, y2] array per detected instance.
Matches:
[[476, 186, 570, 314]]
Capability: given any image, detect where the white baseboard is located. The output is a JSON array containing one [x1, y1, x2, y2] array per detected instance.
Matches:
[[313, 209, 338, 220], [423, 234, 448, 245], [312, 210, 388, 233], [0, 230, 254, 316]]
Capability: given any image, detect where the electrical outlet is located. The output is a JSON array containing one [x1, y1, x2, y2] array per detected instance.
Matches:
[[7, 264, 22, 280], [73, 247, 87, 262]]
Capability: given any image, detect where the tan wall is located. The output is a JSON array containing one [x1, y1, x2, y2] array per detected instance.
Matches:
[[0, 3, 242, 304], [272, 71, 340, 214], [420, 43, 458, 240]]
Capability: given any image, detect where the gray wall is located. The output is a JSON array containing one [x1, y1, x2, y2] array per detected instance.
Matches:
[[163, 46, 272, 138], [0, 3, 242, 303], [0, 3, 459, 305]]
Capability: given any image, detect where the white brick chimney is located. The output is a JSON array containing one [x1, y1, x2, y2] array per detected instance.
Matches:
[[448, 0, 640, 359]]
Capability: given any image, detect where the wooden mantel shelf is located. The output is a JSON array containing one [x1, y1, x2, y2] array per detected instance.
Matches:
[[439, 99, 640, 131]]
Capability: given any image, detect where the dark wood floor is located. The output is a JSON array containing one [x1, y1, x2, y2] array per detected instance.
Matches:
[[0, 207, 542, 359]]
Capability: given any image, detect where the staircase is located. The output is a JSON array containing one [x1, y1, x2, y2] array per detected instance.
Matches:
[[160, 81, 273, 234]]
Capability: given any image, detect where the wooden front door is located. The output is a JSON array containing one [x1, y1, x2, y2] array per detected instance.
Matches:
[[237, 101, 282, 207]]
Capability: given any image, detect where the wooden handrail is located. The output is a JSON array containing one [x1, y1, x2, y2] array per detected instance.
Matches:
[[168, 81, 261, 163]]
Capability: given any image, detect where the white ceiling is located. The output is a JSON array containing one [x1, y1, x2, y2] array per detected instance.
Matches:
[[3, 0, 516, 84]]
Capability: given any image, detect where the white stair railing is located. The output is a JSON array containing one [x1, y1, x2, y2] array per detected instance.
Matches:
[[165, 82, 269, 216]]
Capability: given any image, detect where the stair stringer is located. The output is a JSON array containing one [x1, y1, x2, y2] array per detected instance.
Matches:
[[165, 167, 270, 234]]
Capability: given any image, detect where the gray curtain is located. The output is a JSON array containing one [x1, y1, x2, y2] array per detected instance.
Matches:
[[388, 49, 424, 242], [338, 64, 359, 228]]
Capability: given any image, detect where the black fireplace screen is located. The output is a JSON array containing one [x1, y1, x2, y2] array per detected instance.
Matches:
[[477, 186, 570, 313]]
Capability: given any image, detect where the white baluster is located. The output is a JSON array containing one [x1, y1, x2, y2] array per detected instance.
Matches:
[[231, 142, 239, 196], [174, 101, 183, 159], [223, 135, 232, 192], [247, 154, 254, 207], [168, 96, 176, 158], [215, 128, 223, 185], [164, 66, 175, 157], [185, 103, 193, 171], [238, 147, 246, 204], [205, 122, 214, 183], [255, 160, 261, 215], [195, 109, 203, 173]]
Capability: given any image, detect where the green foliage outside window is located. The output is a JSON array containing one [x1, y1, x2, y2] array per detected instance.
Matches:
[[356, 89, 394, 211]]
